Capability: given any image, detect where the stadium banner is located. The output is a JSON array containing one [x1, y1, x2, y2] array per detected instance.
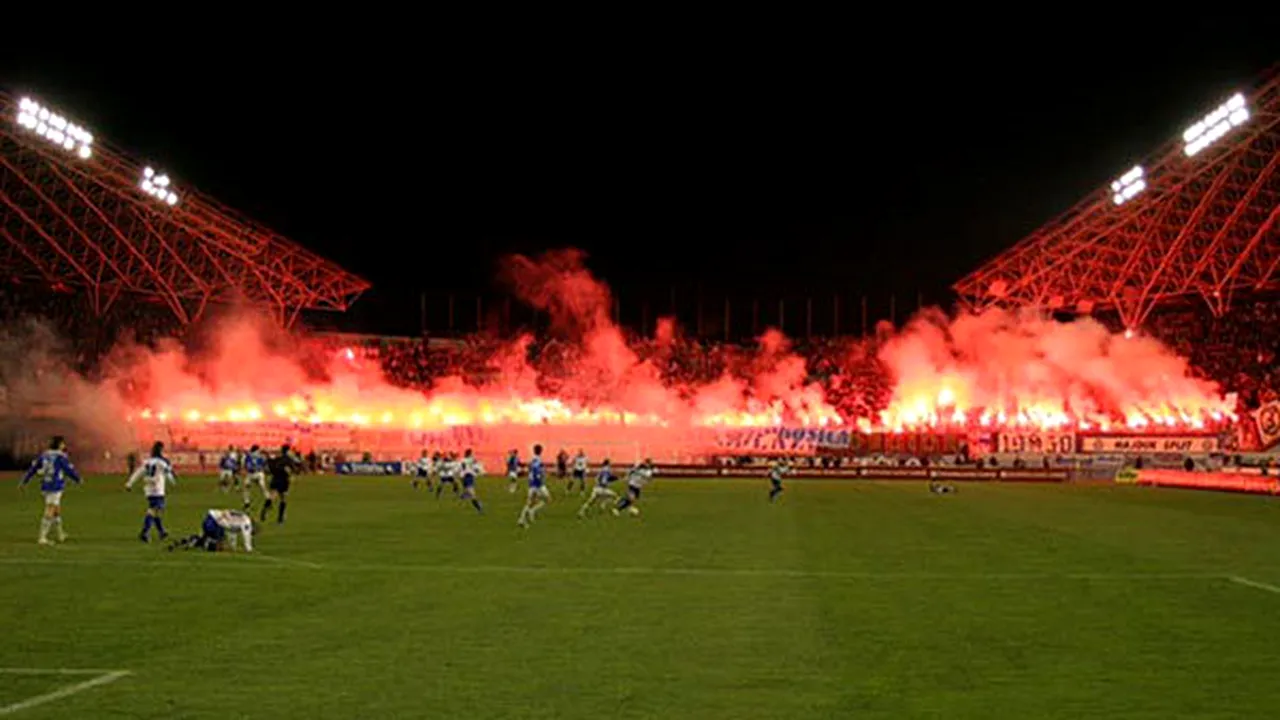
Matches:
[[996, 468, 1070, 482], [669, 466, 1067, 481], [930, 468, 998, 480], [166, 451, 205, 470], [1080, 434, 1221, 454], [996, 431, 1077, 455], [1114, 467, 1140, 483], [335, 461, 404, 476], [1135, 469, 1280, 495], [847, 432, 964, 456], [1254, 401, 1280, 450], [713, 426, 853, 453]]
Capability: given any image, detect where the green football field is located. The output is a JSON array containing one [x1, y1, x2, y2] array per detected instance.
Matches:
[[3, 473, 1280, 718]]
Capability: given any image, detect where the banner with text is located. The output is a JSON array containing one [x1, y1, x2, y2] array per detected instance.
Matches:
[[335, 461, 404, 476], [713, 426, 853, 453], [1081, 434, 1221, 454], [848, 432, 965, 457], [996, 431, 1077, 455]]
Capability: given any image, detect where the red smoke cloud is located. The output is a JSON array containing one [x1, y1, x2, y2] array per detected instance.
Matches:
[[1, 249, 1234, 459], [876, 307, 1233, 430]]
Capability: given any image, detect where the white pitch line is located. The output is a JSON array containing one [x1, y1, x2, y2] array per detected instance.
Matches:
[[0, 556, 1224, 580], [1227, 575, 1280, 594], [0, 669, 125, 675], [0, 669, 130, 715], [250, 553, 324, 570]]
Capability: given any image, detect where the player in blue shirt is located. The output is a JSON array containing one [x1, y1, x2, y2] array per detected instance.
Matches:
[[459, 448, 484, 514], [125, 441, 177, 542], [242, 445, 269, 510], [217, 446, 240, 493], [505, 449, 520, 493], [19, 435, 83, 545], [517, 444, 551, 527], [577, 459, 618, 517]]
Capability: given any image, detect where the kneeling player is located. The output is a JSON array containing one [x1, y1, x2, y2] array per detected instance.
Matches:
[[577, 459, 617, 517], [929, 479, 957, 495], [167, 509, 254, 552], [613, 459, 654, 516]]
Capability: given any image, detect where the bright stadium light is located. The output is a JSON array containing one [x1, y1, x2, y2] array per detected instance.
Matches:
[[1110, 165, 1145, 205], [1183, 93, 1249, 157], [14, 97, 94, 159], [140, 167, 179, 206]]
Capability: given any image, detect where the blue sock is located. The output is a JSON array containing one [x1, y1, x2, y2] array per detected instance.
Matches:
[[154, 516, 166, 536], [141, 515, 153, 536], [617, 498, 631, 510], [471, 499, 483, 513]]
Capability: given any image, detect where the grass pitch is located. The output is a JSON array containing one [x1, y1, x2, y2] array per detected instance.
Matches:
[[3, 473, 1280, 718]]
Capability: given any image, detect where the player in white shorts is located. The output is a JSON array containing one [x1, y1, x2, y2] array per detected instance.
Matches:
[[242, 444, 269, 509], [570, 450, 588, 493], [217, 446, 240, 492], [19, 435, 83, 545], [517, 445, 551, 527], [577, 459, 619, 517]]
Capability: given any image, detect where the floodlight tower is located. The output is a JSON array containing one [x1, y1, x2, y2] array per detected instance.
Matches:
[[954, 67, 1280, 329], [0, 89, 370, 326], [14, 97, 93, 159], [140, 167, 179, 206]]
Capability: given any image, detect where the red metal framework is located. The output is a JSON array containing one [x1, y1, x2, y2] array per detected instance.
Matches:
[[0, 91, 370, 327], [954, 68, 1280, 329]]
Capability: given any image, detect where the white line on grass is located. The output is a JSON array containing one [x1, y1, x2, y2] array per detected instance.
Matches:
[[0, 556, 1229, 581], [249, 553, 324, 570], [0, 669, 130, 715], [0, 669, 125, 675], [1227, 575, 1280, 594]]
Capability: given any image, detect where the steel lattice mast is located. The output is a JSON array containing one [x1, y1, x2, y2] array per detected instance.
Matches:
[[954, 67, 1280, 329], [0, 91, 370, 327]]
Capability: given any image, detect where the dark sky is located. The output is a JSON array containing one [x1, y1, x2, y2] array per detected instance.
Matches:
[[2, 38, 1275, 335]]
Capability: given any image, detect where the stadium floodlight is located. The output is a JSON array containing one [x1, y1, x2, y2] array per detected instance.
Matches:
[[1110, 165, 1145, 205], [1183, 93, 1249, 157], [14, 96, 94, 159], [140, 167, 179, 206]]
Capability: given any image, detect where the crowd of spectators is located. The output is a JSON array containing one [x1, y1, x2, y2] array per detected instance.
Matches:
[[1141, 300, 1280, 412], [2, 284, 1276, 428], [319, 303, 1279, 426]]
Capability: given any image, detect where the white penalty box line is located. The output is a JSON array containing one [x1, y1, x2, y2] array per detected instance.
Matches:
[[0, 668, 131, 716]]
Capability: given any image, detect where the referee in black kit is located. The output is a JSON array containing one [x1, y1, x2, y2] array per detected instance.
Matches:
[[260, 444, 301, 524]]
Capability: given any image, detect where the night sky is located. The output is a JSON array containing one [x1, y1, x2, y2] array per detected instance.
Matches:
[[2, 39, 1275, 336]]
